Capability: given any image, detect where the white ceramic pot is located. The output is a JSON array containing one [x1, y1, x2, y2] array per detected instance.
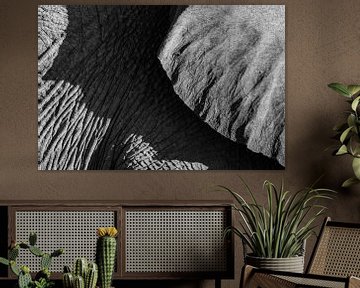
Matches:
[[245, 254, 305, 273]]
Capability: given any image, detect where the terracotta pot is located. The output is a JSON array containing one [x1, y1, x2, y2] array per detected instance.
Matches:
[[245, 254, 305, 273]]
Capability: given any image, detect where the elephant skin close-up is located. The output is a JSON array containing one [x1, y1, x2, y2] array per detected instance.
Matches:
[[38, 5, 285, 170]]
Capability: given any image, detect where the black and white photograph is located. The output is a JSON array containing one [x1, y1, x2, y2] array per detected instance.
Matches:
[[38, 5, 285, 170]]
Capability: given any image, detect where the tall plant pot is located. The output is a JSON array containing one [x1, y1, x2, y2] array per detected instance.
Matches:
[[245, 254, 305, 273]]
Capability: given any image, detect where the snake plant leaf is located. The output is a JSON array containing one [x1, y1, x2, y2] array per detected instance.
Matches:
[[342, 177, 360, 188], [340, 126, 353, 143], [352, 157, 360, 179], [328, 83, 351, 97], [351, 96, 360, 111], [347, 85, 360, 97], [336, 144, 348, 155]]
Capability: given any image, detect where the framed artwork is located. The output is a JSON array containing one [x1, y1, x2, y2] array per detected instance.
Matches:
[[38, 5, 285, 170]]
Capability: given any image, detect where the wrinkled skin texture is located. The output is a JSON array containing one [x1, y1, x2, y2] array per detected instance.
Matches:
[[38, 5, 283, 170], [159, 6, 285, 166]]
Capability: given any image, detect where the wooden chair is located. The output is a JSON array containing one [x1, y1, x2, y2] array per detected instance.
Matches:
[[241, 217, 360, 288]]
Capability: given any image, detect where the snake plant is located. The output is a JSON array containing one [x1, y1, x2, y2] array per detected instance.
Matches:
[[220, 178, 335, 258], [328, 83, 360, 187]]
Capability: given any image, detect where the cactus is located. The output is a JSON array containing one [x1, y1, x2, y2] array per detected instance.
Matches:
[[29, 245, 44, 257], [9, 246, 19, 260], [51, 248, 64, 257], [74, 275, 85, 288], [64, 265, 72, 273], [41, 253, 52, 270], [10, 260, 20, 276], [63, 260, 98, 288], [35, 268, 51, 281], [96, 227, 118, 288], [74, 258, 88, 279], [85, 263, 98, 288], [0, 232, 64, 288], [18, 269, 32, 288], [63, 272, 74, 288], [19, 243, 29, 249], [29, 232, 37, 246]]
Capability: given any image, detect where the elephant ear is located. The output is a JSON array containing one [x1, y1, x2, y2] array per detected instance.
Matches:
[[159, 5, 285, 166]]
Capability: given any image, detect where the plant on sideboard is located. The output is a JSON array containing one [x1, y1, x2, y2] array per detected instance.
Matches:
[[0, 232, 64, 288], [328, 82, 360, 187], [62, 258, 98, 288], [96, 227, 118, 288], [218, 179, 335, 272]]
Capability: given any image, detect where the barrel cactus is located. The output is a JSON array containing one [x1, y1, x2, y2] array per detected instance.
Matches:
[[96, 227, 118, 288]]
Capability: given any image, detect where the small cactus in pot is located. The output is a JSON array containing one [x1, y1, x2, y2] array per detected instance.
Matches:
[[96, 227, 118, 288], [0, 232, 63, 288], [62, 259, 98, 288]]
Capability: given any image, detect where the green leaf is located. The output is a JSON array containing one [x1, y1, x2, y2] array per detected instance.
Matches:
[[352, 157, 360, 179], [347, 85, 360, 97], [347, 114, 356, 127], [342, 177, 360, 188], [340, 126, 353, 143], [351, 96, 360, 111], [328, 83, 351, 97], [336, 144, 348, 155], [349, 135, 360, 157]]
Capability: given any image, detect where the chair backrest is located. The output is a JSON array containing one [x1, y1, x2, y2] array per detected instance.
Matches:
[[307, 217, 360, 277]]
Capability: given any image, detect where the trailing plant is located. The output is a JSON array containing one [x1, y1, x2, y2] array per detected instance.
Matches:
[[0, 232, 63, 288], [96, 227, 118, 288], [62, 258, 98, 288], [328, 83, 360, 187], [219, 179, 335, 258]]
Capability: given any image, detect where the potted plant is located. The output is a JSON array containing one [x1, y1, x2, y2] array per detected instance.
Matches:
[[328, 83, 360, 187], [219, 179, 334, 273], [62, 258, 98, 288], [0, 232, 64, 288], [96, 227, 118, 288]]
